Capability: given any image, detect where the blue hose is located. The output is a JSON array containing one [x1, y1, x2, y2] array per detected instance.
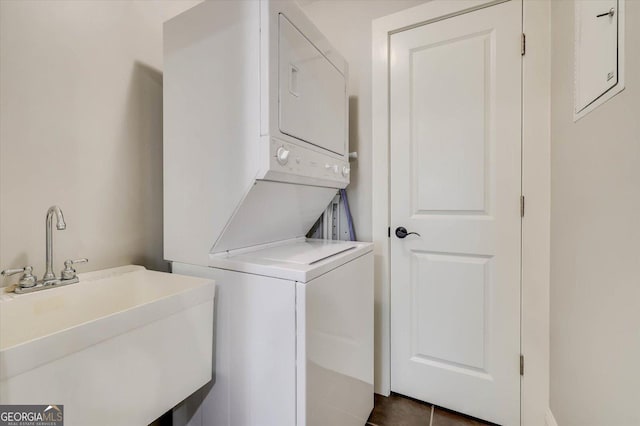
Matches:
[[340, 189, 356, 241]]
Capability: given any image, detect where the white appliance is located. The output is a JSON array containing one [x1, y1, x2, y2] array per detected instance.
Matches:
[[163, 1, 374, 425], [164, 0, 350, 266], [173, 240, 373, 426]]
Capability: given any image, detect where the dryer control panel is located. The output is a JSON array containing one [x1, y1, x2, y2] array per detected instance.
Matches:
[[265, 138, 349, 188]]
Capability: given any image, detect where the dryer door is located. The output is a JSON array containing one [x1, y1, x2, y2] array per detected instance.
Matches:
[[278, 13, 346, 156]]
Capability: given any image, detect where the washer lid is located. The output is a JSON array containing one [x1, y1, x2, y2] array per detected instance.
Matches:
[[243, 240, 356, 265], [208, 239, 372, 282]]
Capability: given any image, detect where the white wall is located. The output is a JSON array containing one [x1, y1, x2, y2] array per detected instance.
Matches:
[[0, 0, 201, 285], [550, 1, 640, 425], [299, 0, 426, 242]]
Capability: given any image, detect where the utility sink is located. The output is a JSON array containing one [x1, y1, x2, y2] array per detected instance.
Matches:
[[0, 265, 215, 426]]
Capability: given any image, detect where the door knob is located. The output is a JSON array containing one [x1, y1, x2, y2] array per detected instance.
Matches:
[[395, 227, 421, 239]]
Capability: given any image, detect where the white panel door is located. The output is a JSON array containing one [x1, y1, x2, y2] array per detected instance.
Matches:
[[389, 2, 522, 425]]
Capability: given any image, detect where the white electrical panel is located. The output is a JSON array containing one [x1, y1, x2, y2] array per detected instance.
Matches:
[[574, 0, 625, 120]]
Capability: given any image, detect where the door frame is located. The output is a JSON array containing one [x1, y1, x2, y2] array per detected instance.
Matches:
[[371, 1, 550, 425]]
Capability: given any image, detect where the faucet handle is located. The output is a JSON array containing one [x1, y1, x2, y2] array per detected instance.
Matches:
[[1, 266, 37, 288], [61, 258, 88, 280]]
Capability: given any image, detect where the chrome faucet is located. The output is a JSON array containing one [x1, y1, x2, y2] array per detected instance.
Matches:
[[1, 205, 87, 294], [43, 205, 66, 281]]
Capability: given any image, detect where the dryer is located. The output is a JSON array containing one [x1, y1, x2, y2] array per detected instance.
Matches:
[[164, 0, 351, 265]]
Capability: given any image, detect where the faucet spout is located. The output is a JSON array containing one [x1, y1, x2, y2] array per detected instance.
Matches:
[[43, 206, 66, 281]]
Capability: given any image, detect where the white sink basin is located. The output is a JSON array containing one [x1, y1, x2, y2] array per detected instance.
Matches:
[[0, 265, 215, 426]]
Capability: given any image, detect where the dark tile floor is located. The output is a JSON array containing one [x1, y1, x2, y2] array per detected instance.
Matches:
[[367, 393, 497, 426]]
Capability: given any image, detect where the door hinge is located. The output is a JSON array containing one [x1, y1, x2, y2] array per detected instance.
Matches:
[[388, 226, 391, 238], [521, 33, 526, 56], [520, 354, 525, 376], [520, 195, 525, 217]]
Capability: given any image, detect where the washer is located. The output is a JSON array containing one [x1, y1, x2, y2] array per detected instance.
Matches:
[[172, 239, 373, 426]]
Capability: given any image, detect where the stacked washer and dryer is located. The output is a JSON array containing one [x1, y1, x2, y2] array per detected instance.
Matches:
[[163, 1, 373, 425]]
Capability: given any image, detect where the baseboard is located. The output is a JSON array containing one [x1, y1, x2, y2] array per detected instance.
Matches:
[[545, 408, 558, 426]]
